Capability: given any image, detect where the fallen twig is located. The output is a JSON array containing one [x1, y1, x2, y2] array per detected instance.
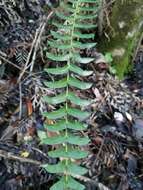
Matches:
[[92, 138, 105, 167], [29, 14, 52, 72], [0, 149, 41, 165], [19, 82, 22, 119], [17, 24, 42, 82], [72, 174, 111, 190], [18, 11, 54, 83]]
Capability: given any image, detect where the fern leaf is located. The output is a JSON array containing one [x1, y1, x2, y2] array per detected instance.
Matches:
[[46, 52, 71, 61], [55, 11, 72, 20], [44, 65, 69, 75], [43, 93, 67, 104], [53, 22, 73, 30], [45, 64, 93, 76], [44, 78, 67, 89], [43, 92, 91, 106], [80, 0, 98, 2], [43, 161, 87, 175], [41, 135, 67, 145], [73, 41, 96, 49], [74, 53, 94, 64], [43, 107, 66, 119], [68, 135, 90, 146], [67, 107, 90, 120], [70, 64, 93, 76], [68, 92, 91, 106], [50, 176, 85, 190], [48, 41, 72, 50], [44, 120, 87, 131], [48, 147, 88, 159], [68, 76, 92, 90], [77, 14, 97, 20], [75, 23, 96, 29], [42, 134, 89, 146], [51, 31, 71, 40]]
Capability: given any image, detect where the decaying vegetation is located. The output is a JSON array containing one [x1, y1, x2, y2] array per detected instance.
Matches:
[[0, 0, 143, 190]]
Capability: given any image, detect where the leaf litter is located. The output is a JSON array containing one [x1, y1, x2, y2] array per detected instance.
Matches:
[[0, 1, 143, 190]]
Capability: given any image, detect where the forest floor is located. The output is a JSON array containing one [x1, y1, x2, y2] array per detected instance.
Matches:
[[0, 1, 143, 190]]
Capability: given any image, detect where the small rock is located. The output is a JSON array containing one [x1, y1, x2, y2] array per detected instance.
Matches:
[[125, 112, 133, 123], [23, 135, 33, 142], [114, 112, 125, 126], [132, 119, 143, 141]]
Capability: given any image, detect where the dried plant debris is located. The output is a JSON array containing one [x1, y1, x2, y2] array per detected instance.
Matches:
[[0, 0, 56, 75], [84, 110, 143, 189], [0, 0, 51, 27], [77, 47, 143, 190], [125, 43, 143, 97], [0, 76, 58, 189], [0, 51, 143, 189], [0, 133, 57, 189], [0, 1, 143, 190]]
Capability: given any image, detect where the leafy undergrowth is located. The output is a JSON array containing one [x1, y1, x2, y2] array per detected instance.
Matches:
[[0, 1, 143, 190]]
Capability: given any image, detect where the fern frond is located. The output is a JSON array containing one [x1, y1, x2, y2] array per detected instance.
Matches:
[[40, 0, 99, 189]]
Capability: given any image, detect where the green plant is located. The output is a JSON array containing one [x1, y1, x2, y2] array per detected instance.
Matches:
[[39, 0, 98, 189], [104, 52, 117, 74]]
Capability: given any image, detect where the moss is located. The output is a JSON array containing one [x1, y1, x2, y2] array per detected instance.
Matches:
[[98, 0, 143, 79]]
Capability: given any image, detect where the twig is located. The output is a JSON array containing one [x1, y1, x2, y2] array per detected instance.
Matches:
[[101, 0, 116, 10], [72, 173, 96, 183], [98, 0, 104, 36], [98, 183, 111, 190], [29, 22, 45, 72], [19, 82, 22, 119], [30, 12, 53, 72], [32, 147, 49, 159], [17, 11, 54, 83], [92, 138, 105, 167], [71, 174, 111, 190], [133, 32, 143, 62], [0, 149, 41, 165], [17, 24, 42, 83], [98, 0, 116, 37], [0, 50, 6, 57]]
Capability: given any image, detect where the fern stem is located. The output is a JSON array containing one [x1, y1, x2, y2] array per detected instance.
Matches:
[[64, 1, 81, 184]]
